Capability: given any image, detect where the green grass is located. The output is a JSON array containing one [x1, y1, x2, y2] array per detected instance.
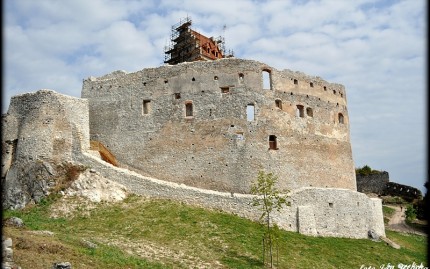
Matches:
[[3, 194, 428, 269], [383, 205, 396, 217], [383, 205, 396, 224]]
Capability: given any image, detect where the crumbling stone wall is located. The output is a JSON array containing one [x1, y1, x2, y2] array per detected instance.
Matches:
[[356, 171, 422, 200], [384, 182, 422, 200], [76, 151, 385, 239], [1, 90, 89, 209], [82, 58, 356, 193], [356, 171, 389, 194], [2, 88, 385, 239]]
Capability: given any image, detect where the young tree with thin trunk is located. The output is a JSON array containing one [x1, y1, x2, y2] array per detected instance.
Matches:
[[250, 171, 290, 268]]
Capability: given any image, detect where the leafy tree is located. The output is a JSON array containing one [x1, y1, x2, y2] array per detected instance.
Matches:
[[250, 171, 290, 268]]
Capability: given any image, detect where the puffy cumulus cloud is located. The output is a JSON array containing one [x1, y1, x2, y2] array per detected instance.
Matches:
[[8, 0, 150, 29], [3, 0, 159, 105], [93, 21, 159, 70]]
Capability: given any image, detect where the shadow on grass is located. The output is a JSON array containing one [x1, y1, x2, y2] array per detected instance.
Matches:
[[406, 220, 428, 234], [221, 249, 264, 269]]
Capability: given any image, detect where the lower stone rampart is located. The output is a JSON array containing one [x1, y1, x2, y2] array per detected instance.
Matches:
[[76, 151, 385, 239]]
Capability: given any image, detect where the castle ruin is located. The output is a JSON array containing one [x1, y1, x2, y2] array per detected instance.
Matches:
[[1, 19, 385, 239]]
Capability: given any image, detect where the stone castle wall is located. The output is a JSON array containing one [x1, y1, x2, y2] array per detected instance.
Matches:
[[356, 172, 422, 200], [356, 172, 390, 194], [384, 182, 422, 200], [82, 58, 356, 193], [77, 150, 385, 239], [1, 89, 385, 239], [1, 90, 89, 209]]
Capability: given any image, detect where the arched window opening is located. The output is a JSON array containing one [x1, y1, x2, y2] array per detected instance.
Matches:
[[338, 113, 344, 124], [296, 105, 304, 118], [247, 104, 255, 121], [294, 79, 298, 85], [306, 107, 313, 117], [185, 102, 193, 117], [310, 82, 314, 87], [269, 135, 278, 150], [262, 70, 271, 90], [275, 99, 282, 109]]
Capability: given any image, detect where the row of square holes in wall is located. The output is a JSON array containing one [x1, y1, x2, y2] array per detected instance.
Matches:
[[140, 72, 343, 97]]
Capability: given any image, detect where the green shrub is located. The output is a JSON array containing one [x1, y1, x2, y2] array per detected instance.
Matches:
[[405, 204, 417, 221], [355, 165, 381, 176]]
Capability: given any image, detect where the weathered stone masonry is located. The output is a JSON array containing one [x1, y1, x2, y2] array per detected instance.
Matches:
[[2, 58, 386, 238], [82, 58, 355, 194], [2, 90, 89, 209]]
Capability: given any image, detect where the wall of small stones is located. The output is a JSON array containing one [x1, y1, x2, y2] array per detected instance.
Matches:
[[356, 172, 389, 194], [82, 58, 356, 194], [384, 182, 422, 200], [356, 172, 422, 200], [77, 151, 385, 239]]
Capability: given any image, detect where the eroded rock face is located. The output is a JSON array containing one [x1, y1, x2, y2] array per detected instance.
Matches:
[[2, 160, 56, 210], [64, 169, 127, 203]]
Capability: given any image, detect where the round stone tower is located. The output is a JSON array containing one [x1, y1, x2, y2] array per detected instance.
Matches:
[[82, 58, 355, 193]]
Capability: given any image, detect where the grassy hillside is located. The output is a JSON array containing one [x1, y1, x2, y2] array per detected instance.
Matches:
[[3, 194, 428, 269]]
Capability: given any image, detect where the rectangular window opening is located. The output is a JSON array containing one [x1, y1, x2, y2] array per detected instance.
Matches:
[[185, 102, 193, 117], [142, 100, 151, 115], [296, 105, 304, 118], [269, 135, 278, 150], [247, 104, 255, 121], [221, 87, 230, 94]]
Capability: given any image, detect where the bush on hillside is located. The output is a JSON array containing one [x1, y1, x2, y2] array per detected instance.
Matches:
[[355, 165, 381, 176], [405, 205, 417, 222]]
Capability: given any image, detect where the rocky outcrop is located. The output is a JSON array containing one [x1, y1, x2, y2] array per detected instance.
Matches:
[[2, 160, 57, 209], [2, 160, 87, 210], [64, 169, 127, 203]]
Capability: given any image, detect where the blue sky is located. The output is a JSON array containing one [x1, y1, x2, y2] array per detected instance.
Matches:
[[3, 0, 427, 193]]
